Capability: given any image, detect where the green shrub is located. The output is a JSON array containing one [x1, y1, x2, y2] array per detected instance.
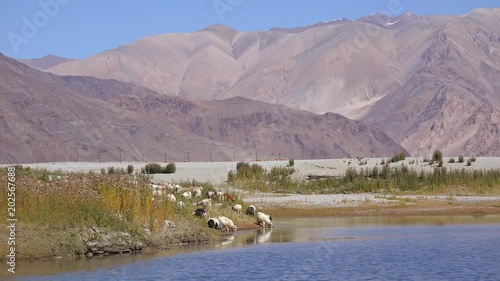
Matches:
[[390, 152, 406, 163], [438, 160, 444, 167], [448, 158, 456, 163], [466, 158, 472, 166], [289, 159, 295, 167], [432, 150, 443, 163], [380, 158, 385, 165], [127, 165, 134, 174], [100, 168, 107, 175], [107, 166, 116, 175], [165, 163, 176, 174], [471, 157, 477, 162], [144, 163, 162, 174], [458, 155, 465, 163]]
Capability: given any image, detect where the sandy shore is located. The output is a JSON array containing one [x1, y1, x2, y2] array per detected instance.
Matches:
[[241, 192, 500, 217]]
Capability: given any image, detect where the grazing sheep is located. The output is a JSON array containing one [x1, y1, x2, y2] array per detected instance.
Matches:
[[218, 216, 237, 232], [216, 191, 225, 200], [197, 198, 212, 209], [256, 212, 273, 228], [193, 208, 207, 217], [207, 191, 217, 199], [166, 194, 176, 202], [246, 205, 256, 217], [194, 188, 203, 198], [207, 217, 221, 230], [181, 191, 192, 199], [152, 189, 164, 196], [232, 204, 242, 213]]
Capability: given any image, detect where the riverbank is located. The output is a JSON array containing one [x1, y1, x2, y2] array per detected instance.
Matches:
[[243, 192, 500, 217], [0, 167, 256, 261]]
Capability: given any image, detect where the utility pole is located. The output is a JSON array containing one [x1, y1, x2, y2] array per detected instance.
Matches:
[[98, 152, 101, 163], [279, 150, 281, 161], [164, 153, 167, 163], [233, 151, 236, 162], [210, 152, 212, 162], [188, 152, 190, 163], [120, 154, 122, 163]]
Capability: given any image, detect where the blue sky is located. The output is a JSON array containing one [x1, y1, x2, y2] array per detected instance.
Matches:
[[1, 0, 499, 59]]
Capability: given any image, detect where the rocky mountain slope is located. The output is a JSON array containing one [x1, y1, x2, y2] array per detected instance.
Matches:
[[0, 53, 405, 164], [45, 9, 500, 156]]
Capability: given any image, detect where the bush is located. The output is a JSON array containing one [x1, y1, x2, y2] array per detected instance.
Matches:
[[390, 152, 406, 163], [233, 161, 265, 180], [100, 168, 107, 175], [289, 159, 295, 167], [448, 158, 456, 163], [380, 158, 385, 165], [107, 166, 116, 175], [466, 158, 472, 166], [438, 160, 444, 167], [127, 165, 134, 174], [432, 150, 443, 163], [458, 155, 465, 163], [165, 163, 176, 174], [471, 157, 477, 162], [144, 163, 162, 174]]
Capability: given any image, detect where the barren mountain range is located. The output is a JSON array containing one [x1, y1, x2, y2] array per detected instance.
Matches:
[[45, 8, 500, 156], [0, 53, 404, 164]]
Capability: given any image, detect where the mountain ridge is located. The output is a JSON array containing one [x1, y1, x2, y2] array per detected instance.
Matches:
[[0, 53, 406, 164]]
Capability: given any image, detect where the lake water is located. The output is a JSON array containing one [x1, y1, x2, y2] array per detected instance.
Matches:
[[6, 215, 500, 281]]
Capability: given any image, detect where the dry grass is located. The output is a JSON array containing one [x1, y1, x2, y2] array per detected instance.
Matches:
[[0, 167, 225, 260]]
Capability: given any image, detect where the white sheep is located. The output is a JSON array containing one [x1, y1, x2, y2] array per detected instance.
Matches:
[[207, 191, 216, 199], [218, 216, 237, 232], [232, 204, 242, 213], [256, 212, 273, 228], [197, 198, 212, 209], [194, 188, 203, 198], [181, 191, 192, 199], [207, 217, 221, 230], [177, 201, 185, 208], [166, 194, 176, 202]]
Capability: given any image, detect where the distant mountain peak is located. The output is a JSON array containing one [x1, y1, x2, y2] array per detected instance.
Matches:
[[18, 54, 75, 70]]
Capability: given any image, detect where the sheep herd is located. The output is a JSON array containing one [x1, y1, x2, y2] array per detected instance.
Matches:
[[149, 182, 274, 233]]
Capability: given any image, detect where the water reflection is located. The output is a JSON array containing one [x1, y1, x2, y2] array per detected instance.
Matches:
[[8, 215, 500, 280]]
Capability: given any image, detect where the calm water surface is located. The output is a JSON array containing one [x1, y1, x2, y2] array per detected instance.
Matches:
[[6, 215, 500, 281]]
